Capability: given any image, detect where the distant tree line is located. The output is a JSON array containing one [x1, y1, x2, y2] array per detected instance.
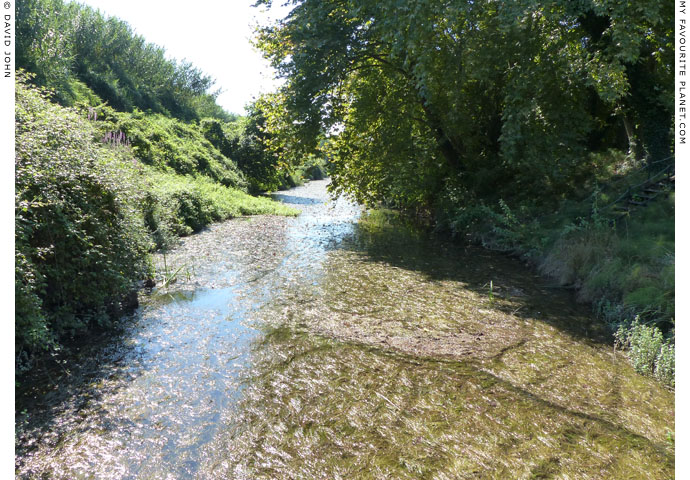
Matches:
[[17, 0, 231, 121]]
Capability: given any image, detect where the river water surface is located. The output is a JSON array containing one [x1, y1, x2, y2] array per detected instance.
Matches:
[[16, 180, 674, 479]]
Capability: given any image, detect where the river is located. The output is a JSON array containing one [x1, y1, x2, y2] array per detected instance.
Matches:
[[15, 179, 674, 479]]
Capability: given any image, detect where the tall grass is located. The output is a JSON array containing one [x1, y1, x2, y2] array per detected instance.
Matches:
[[438, 152, 674, 387]]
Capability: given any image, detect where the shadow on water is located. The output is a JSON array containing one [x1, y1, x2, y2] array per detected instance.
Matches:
[[15, 316, 139, 458], [340, 209, 611, 344], [244, 198, 673, 479], [202, 325, 674, 479], [15, 180, 674, 479]]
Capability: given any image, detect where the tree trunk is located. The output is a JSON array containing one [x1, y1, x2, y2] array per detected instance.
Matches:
[[418, 99, 464, 171]]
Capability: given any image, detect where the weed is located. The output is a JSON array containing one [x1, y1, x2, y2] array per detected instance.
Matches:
[[155, 252, 194, 288], [615, 317, 674, 388]]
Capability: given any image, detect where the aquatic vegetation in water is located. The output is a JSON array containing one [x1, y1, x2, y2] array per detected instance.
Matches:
[[15, 181, 674, 479], [154, 252, 194, 289]]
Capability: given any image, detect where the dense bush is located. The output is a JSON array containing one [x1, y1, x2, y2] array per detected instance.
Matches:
[[278, 155, 329, 190], [541, 192, 674, 327], [15, 74, 152, 367], [15, 75, 298, 372], [86, 105, 247, 190], [257, 0, 672, 208]]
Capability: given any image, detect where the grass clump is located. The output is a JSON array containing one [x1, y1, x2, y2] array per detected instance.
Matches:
[[543, 193, 674, 328]]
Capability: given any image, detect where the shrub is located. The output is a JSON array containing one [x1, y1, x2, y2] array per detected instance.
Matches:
[[623, 286, 665, 315], [615, 318, 674, 388], [15, 73, 152, 368]]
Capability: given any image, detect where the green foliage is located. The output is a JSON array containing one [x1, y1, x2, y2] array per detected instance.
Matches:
[[624, 286, 665, 311], [294, 155, 328, 182], [539, 186, 674, 327], [67, 78, 103, 106], [438, 196, 548, 259], [201, 112, 283, 193], [615, 318, 674, 388], [16, 0, 74, 102], [15, 74, 297, 372], [16, 0, 231, 121], [144, 169, 297, 245], [15, 73, 152, 367], [85, 105, 247, 190], [256, 0, 672, 205], [199, 99, 329, 194]]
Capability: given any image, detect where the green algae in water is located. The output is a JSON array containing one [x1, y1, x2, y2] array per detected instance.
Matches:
[[203, 327, 673, 479], [15, 181, 674, 479]]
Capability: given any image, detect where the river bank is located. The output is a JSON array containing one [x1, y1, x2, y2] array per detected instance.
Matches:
[[16, 180, 674, 479], [434, 183, 675, 388]]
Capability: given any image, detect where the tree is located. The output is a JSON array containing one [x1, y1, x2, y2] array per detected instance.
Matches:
[[16, 0, 233, 121], [255, 0, 673, 208]]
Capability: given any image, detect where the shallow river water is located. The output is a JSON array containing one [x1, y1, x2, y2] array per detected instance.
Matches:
[[16, 180, 674, 479]]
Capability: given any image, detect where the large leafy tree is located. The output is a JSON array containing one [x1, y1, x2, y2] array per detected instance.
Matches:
[[255, 0, 673, 208]]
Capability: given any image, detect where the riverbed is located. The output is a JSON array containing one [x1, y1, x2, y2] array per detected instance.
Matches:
[[16, 179, 674, 479]]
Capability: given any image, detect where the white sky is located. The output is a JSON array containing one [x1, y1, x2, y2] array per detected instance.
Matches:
[[77, 0, 291, 115]]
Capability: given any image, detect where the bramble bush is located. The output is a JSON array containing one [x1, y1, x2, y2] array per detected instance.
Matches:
[[15, 74, 298, 372], [15, 73, 153, 369]]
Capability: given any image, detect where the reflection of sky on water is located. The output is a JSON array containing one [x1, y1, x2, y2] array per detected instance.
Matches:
[[15, 180, 674, 480]]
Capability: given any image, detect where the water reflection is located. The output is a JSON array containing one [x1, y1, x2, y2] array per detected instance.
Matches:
[[16, 180, 673, 479]]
